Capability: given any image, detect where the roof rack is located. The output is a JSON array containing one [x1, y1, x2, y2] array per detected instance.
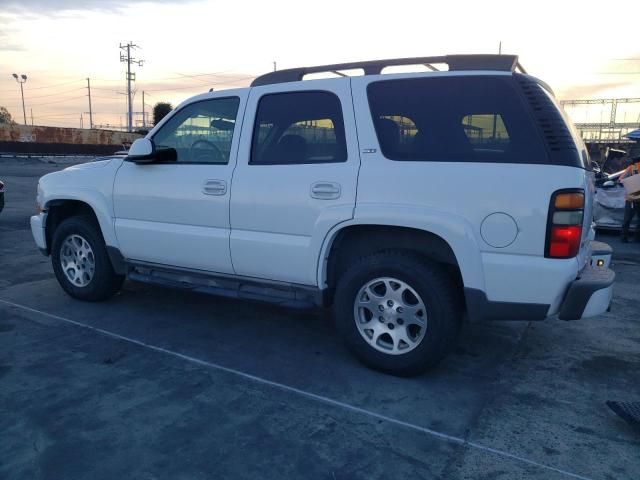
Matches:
[[251, 54, 526, 87]]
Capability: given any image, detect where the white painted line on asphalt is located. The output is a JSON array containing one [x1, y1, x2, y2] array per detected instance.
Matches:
[[1, 298, 593, 480]]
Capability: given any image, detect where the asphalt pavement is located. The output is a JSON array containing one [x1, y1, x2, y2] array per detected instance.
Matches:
[[1, 157, 639, 480]]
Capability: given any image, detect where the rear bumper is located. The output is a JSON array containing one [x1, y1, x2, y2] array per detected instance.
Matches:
[[467, 240, 615, 322], [558, 264, 615, 320], [589, 240, 613, 269]]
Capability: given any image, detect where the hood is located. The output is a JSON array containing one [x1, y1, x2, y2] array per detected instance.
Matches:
[[63, 157, 122, 171]]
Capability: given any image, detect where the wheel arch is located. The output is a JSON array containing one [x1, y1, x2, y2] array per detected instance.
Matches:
[[45, 199, 105, 254], [318, 221, 485, 307]]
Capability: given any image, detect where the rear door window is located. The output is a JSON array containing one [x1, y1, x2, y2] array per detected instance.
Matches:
[[250, 91, 348, 165], [367, 76, 547, 164]]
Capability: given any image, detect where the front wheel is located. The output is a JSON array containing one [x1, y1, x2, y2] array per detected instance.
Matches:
[[51, 216, 124, 301], [333, 251, 461, 376]]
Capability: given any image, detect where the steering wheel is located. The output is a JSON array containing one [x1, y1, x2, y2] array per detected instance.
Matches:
[[190, 139, 223, 163]]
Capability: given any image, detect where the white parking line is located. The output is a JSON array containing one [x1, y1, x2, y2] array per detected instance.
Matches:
[[1, 298, 593, 480]]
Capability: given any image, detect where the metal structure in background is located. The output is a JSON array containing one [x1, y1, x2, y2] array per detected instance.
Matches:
[[560, 98, 640, 143], [120, 42, 144, 133], [12, 73, 28, 125]]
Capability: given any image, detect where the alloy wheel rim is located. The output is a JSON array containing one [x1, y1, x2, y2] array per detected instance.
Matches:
[[353, 277, 428, 355], [60, 234, 95, 287]]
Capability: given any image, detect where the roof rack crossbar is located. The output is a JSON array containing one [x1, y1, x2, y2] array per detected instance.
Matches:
[[251, 54, 524, 86]]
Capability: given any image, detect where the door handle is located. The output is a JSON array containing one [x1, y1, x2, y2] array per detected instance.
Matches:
[[310, 181, 341, 200], [203, 179, 227, 196]]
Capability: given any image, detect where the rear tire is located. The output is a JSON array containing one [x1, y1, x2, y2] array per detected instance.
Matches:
[[51, 215, 124, 301], [333, 251, 461, 376]]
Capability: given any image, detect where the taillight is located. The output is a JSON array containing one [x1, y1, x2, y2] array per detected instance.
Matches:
[[545, 190, 584, 259]]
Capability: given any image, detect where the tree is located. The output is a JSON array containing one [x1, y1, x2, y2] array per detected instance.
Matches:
[[153, 102, 173, 126], [0, 106, 16, 125]]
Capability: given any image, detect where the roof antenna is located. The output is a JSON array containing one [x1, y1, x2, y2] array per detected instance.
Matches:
[[498, 41, 502, 55]]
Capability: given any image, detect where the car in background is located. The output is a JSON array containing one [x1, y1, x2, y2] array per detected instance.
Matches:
[[0, 180, 4, 213]]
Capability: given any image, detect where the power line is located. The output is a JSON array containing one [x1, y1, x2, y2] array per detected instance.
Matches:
[[89, 94, 123, 100], [90, 86, 124, 92], [31, 95, 86, 107], [0, 78, 84, 94], [164, 69, 235, 80], [27, 86, 85, 100], [141, 74, 256, 92]]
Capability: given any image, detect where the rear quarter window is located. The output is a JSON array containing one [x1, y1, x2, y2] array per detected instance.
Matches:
[[367, 76, 548, 164]]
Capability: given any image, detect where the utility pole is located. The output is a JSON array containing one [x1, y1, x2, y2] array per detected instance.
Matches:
[[30, 108, 33, 126], [119, 42, 143, 132], [498, 41, 502, 54], [273, 61, 277, 72], [80, 113, 83, 129], [86, 78, 93, 129], [142, 91, 146, 128], [12, 73, 28, 125]]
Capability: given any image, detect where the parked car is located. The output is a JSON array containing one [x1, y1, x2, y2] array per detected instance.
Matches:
[[30, 54, 615, 375], [0, 180, 4, 213]]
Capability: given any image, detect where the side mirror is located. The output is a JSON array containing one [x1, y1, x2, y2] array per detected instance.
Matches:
[[126, 138, 155, 163], [126, 138, 177, 164]]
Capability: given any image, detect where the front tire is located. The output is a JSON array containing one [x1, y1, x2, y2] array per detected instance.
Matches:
[[51, 216, 124, 301], [333, 251, 461, 376]]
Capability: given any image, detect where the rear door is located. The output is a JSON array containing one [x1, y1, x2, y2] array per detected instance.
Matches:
[[229, 79, 360, 285]]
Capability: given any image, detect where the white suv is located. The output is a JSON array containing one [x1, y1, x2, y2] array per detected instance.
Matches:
[[31, 55, 615, 375]]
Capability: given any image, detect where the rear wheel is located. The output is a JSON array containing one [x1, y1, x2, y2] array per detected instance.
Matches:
[[333, 251, 461, 376], [51, 216, 124, 301]]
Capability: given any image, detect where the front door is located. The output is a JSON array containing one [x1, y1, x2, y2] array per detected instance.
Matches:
[[229, 79, 361, 286], [113, 93, 246, 273]]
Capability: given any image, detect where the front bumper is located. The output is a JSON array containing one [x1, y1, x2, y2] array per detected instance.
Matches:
[[558, 262, 615, 320], [30, 212, 48, 254]]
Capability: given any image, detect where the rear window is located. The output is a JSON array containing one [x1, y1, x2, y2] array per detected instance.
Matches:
[[367, 76, 548, 164]]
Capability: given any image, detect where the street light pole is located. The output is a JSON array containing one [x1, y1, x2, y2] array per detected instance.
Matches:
[[12, 73, 28, 125]]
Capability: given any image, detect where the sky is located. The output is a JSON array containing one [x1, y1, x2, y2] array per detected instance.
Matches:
[[0, 0, 639, 129]]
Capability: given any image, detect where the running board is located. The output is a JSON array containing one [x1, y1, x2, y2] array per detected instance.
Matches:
[[127, 261, 322, 309]]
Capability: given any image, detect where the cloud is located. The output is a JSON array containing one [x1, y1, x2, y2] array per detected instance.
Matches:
[[2, 0, 190, 14], [556, 81, 633, 100], [0, 16, 24, 51]]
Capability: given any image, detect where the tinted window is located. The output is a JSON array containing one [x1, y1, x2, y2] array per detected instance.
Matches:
[[251, 91, 347, 165], [152, 97, 240, 164], [367, 76, 547, 164], [462, 114, 509, 152], [538, 85, 590, 169], [380, 115, 418, 157]]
